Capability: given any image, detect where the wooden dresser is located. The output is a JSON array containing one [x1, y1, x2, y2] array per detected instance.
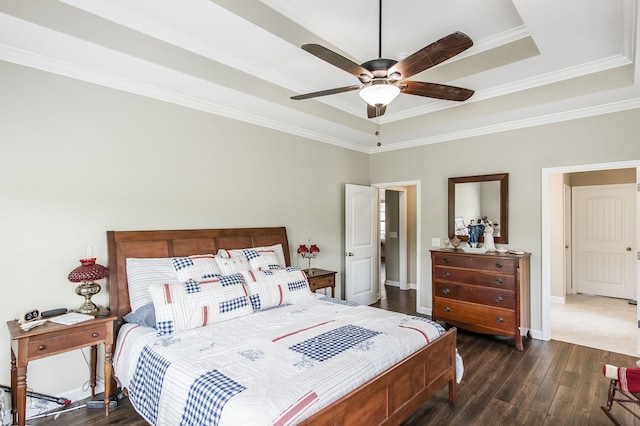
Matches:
[[430, 249, 531, 350]]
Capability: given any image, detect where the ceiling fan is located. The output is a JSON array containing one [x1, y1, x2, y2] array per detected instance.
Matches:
[[290, 0, 475, 118]]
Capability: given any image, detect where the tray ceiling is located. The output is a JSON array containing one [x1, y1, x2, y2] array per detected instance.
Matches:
[[1, 0, 638, 152]]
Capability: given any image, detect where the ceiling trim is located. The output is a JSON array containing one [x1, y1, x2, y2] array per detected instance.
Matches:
[[372, 97, 640, 153]]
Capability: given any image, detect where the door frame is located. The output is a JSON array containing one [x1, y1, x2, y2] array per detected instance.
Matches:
[[541, 160, 640, 342], [372, 180, 421, 308]]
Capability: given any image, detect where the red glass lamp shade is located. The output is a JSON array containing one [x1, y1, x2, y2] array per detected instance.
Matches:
[[298, 244, 319, 269], [68, 258, 108, 314]]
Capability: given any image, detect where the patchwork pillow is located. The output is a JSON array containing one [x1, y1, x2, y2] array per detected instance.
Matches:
[[241, 267, 312, 311], [283, 267, 314, 302], [149, 273, 253, 336], [241, 270, 291, 311], [170, 254, 221, 282], [217, 244, 287, 268], [243, 249, 281, 271], [215, 255, 250, 275], [126, 258, 180, 312]]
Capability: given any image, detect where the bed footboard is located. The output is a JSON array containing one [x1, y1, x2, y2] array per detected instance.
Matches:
[[298, 326, 457, 426]]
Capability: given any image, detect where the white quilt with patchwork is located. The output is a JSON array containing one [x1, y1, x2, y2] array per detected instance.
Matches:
[[114, 295, 462, 426]]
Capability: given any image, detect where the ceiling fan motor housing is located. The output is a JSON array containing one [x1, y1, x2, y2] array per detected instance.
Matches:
[[360, 58, 398, 82]]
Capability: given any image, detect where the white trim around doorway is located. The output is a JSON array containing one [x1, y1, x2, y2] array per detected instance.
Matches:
[[541, 159, 640, 342]]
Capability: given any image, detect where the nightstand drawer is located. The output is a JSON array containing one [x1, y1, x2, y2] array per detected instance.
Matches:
[[309, 275, 334, 292], [28, 325, 106, 359]]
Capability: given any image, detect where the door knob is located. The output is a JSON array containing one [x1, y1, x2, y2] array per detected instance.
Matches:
[[345, 252, 355, 257], [626, 247, 632, 251]]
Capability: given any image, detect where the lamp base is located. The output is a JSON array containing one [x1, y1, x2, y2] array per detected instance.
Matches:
[[75, 282, 101, 315]]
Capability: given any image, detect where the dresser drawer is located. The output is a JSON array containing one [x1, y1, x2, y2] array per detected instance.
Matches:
[[432, 252, 516, 274], [434, 265, 514, 290], [434, 281, 515, 308], [433, 297, 515, 333], [28, 325, 106, 360]]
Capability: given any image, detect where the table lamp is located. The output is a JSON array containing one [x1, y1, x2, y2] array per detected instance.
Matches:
[[67, 258, 108, 314]]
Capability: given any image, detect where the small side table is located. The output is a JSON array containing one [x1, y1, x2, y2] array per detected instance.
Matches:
[[7, 314, 116, 426], [304, 268, 337, 297]]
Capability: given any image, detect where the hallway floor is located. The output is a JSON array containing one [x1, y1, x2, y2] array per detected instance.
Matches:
[[551, 293, 638, 357]]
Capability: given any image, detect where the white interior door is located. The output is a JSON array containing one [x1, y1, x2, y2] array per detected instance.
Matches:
[[345, 184, 378, 304], [572, 184, 636, 299]]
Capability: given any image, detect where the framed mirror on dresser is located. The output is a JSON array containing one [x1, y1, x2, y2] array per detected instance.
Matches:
[[448, 173, 508, 244]]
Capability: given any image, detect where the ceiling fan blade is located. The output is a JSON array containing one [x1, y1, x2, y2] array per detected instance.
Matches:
[[302, 44, 374, 79], [367, 104, 387, 118], [390, 32, 473, 79], [401, 81, 474, 101], [291, 85, 361, 100]]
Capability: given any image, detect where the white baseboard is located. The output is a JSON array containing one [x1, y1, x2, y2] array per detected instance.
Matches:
[[385, 280, 400, 287], [417, 306, 432, 316], [550, 295, 566, 304]]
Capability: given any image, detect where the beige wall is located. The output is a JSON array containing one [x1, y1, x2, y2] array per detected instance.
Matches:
[[369, 111, 640, 333], [0, 61, 369, 395], [4, 57, 640, 397]]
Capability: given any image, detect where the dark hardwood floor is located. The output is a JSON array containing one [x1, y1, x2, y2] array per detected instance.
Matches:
[[26, 286, 639, 425]]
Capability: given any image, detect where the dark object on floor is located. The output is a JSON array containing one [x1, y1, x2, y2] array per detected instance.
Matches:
[[0, 384, 70, 406], [628, 299, 637, 305]]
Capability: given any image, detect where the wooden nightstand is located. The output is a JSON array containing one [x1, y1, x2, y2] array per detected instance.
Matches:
[[304, 268, 336, 297], [7, 313, 116, 426]]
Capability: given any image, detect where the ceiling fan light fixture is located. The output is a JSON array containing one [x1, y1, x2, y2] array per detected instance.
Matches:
[[359, 83, 400, 106]]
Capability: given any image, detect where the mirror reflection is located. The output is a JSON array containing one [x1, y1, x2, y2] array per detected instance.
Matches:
[[454, 181, 501, 237], [448, 173, 508, 244]]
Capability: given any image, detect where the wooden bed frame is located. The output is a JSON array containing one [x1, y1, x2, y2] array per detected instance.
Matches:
[[107, 227, 457, 425]]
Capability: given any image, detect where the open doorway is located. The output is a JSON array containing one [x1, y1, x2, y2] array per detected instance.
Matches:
[[542, 162, 640, 356], [372, 182, 420, 308]]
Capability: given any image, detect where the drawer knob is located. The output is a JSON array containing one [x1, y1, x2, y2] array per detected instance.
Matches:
[[443, 258, 450, 264], [496, 317, 504, 323], [495, 262, 503, 268], [496, 296, 503, 302], [92, 333, 99, 338], [38, 345, 46, 351], [442, 288, 450, 295], [495, 278, 503, 284], [444, 306, 451, 312], [442, 272, 450, 278]]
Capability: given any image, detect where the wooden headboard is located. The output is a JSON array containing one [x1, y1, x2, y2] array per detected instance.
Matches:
[[106, 227, 290, 324]]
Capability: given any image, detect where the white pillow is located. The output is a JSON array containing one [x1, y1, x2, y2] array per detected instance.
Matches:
[[170, 254, 221, 282], [282, 267, 314, 302], [244, 267, 313, 307], [215, 255, 250, 275], [243, 249, 281, 271], [217, 244, 287, 268], [126, 258, 179, 312], [241, 270, 291, 311], [149, 273, 253, 336]]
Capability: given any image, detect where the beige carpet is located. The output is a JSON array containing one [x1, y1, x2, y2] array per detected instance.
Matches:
[[551, 293, 638, 357]]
